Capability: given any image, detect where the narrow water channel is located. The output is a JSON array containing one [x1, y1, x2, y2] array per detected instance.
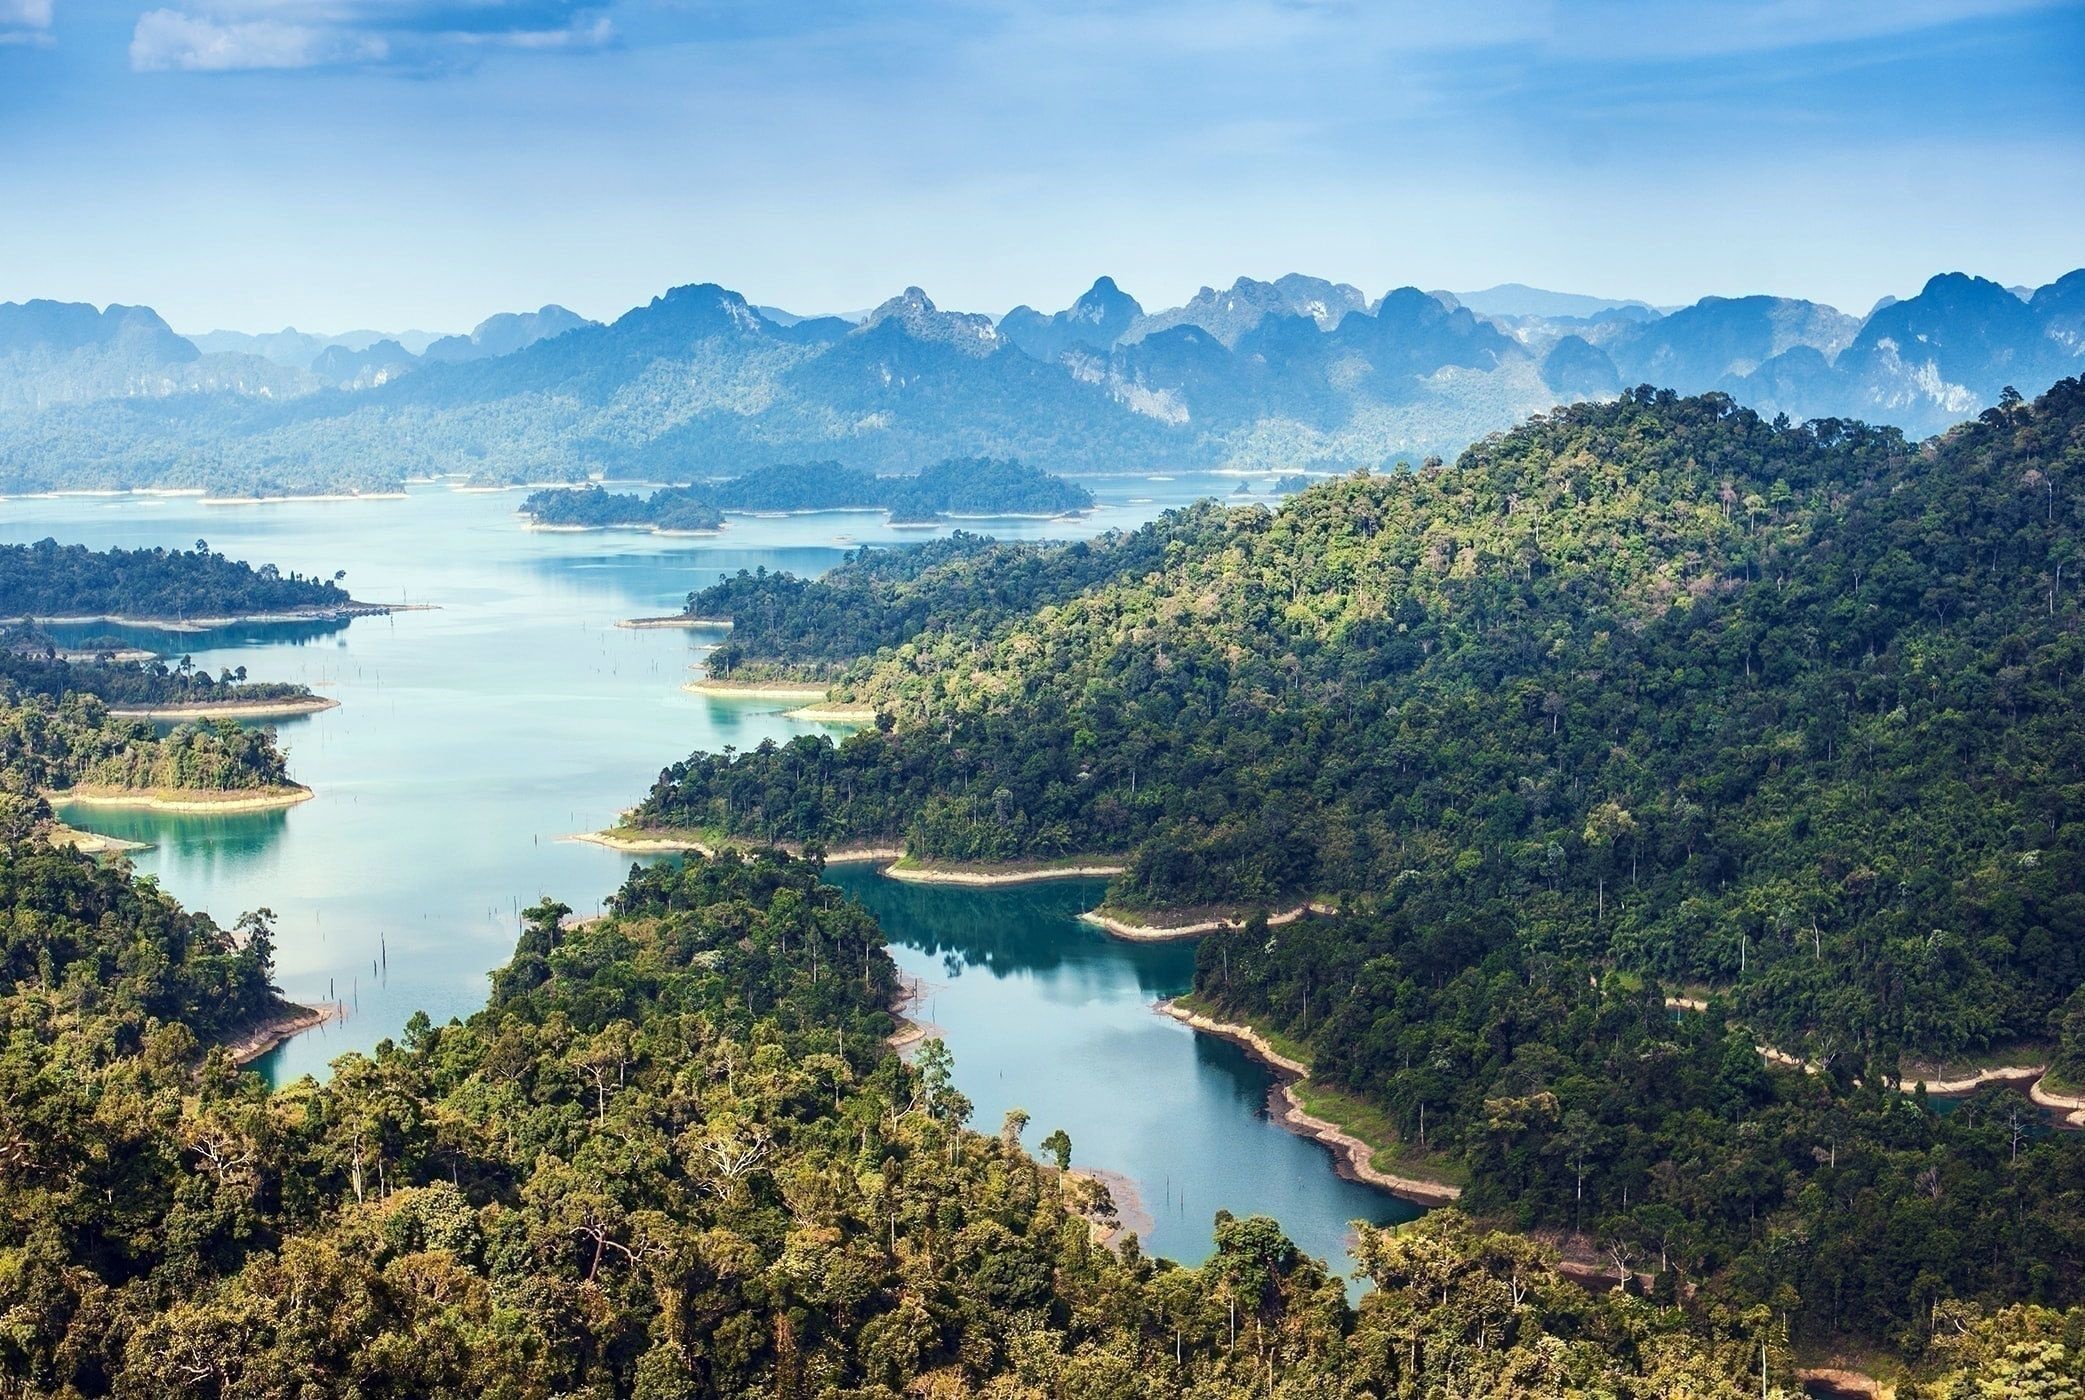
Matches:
[[4, 481, 1417, 1275]]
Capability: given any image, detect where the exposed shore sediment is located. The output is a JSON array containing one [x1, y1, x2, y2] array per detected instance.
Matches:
[[48, 784, 315, 813], [223, 1001, 342, 1067], [1155, 999, 1463, 1206], [109, 695, 340, 721]]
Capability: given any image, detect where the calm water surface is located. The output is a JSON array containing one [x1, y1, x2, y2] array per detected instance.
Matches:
[[2, 473, 1414, 1275]]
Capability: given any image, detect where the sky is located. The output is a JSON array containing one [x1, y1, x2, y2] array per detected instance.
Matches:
[[1, 0, 2081, 334]]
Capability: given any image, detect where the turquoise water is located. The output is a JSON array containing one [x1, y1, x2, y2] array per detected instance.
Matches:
[[2, 476, 1416, 1275]]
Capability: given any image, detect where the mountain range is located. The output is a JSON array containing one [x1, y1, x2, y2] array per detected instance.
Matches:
[[0, 268, 2077, 494]]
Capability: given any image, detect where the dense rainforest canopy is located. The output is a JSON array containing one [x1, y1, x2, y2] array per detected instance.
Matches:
[[520, 457, 1095, 534], [0, 538, 356, 620], [638, 381, 2085, 1063], [625, 381, 2085, 1358], [0, 818, 2066, 1397]]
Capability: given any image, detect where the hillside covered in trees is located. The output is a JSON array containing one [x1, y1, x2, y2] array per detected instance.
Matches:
[[616, 379, 2085, 1358], [522, 457, 1095, 534], [0, 538, 366, 621], [3, 821, 2067, 1396], [637, 381, 2085, 1061], [691, 513, 1223, 681]]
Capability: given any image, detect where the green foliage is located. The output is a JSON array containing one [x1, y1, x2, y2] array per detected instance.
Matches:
[[0, 690, 295, 795], [691, 508, 1222, 681], [638, 382, 2085, 1062], [0, 538, 354, 620], [0, 837, 1781, 1397], [520, 458, 1095, 536], [2, 628, 309, 708]]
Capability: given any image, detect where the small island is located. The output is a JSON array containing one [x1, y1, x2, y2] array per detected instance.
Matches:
[[519, 457, 1095, 534], [0, 537, 387, 628], [5, 624, 335, 718]]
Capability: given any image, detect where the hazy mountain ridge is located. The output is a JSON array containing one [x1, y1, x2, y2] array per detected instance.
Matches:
[[0, 267, 2078, 492]]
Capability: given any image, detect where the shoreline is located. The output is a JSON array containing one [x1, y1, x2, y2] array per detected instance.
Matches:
[[108, 694, 340, 721], [48, 821, 151, 855], [1155, 998, 1463, 1207], [564, 827, 906, 865], [887, 970, 941, 1053], [5, 602, 393, 632], [203, 492, 407, 506], [48, 783, 315, 814], [617, 615, 733, 630], [785, 702, 877, 723], [222, 1001, 342, 1067], [881, 858, 1125, 888], [1078, 900, 1332, 943], [1066, 1166, 1155, 1251], [684, 678, 832, 701]]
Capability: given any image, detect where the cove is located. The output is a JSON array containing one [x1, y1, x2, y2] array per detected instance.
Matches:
[[3, 478, 1417, 1275]]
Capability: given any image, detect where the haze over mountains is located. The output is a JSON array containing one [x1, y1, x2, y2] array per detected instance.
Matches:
[[0, 267, 2077, 495]]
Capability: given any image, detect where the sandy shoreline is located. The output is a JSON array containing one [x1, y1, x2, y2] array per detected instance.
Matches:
[[684, 678, 831, 701], [785, 703, 877, 723], [564, 827, 906, 866], [203, 492, 407, 506], [109, 695, 340, 721], [618, 615, 733, 630], [887, 970, 941, 1053], [48, 822, 151, 855], [1156, 999, 1463, 1206], [5, 603, 391, 632], [49, 784, 315, 814], [1067, 1167, 1154, 1250], [882, 859, 1125, 888], [1668, 995, 2078, 1116], [1079, 900, 1330, 942], [222, 1001, 342, 1066]]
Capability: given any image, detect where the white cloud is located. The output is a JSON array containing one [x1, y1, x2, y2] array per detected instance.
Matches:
[[0, 0, 53, 46], [128, 1, 615, 72], [130, 9, 386, 69]]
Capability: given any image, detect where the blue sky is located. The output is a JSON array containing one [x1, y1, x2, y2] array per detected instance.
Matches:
[[2, 1, 2080, 333]]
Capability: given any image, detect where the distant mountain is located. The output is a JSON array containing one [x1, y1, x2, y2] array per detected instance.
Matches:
[[0, 300, 200, 413], [1123, 274, 1369, 347], [999, 276, 1143, 362], [1601, 294, 1860, 393], [309, 338, 418, 389], [190, 326, 448, 365], [1732, 272, 2079, 435], [421, 305, 596, 364], [1, 266, 2079, 495], [1453, 283, 1654, 320]]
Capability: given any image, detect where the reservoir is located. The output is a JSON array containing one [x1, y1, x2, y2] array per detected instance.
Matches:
[[3, 477, 1418, 1278]]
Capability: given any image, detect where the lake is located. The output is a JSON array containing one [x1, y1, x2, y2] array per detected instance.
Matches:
[[2, 473, 1417, 1278]]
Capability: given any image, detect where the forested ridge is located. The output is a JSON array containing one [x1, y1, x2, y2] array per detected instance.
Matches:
[[1, 822, 2067, 1396], [638, 382, 2085, 1061], [622, 381, 2085, 1355], [691, 513, 1224, 681], [0, 538, 360, 620], [521, 458, 1095, 535]]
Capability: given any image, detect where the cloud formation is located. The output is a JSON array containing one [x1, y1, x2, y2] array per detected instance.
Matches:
[[0, 0, 53, 46], [128, 0, 613, 71]]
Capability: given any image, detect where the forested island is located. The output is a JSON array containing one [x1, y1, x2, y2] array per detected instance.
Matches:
[[3, 803, 2069, 1395], [520, 457, 1095, 534], [0, 690, 304, 809], [0, 537, 376, 624], [616, 380, 2085, 1362], [3, 626, 326, 716]]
